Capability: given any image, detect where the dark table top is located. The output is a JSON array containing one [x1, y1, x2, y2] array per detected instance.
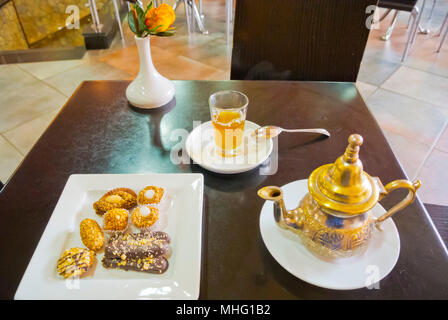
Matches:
[[1, 80, 447, 299]]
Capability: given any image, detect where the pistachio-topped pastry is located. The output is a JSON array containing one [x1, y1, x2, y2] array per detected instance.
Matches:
[[138, 186, 164, 205], [131, 206, 159, 229], [102, 231, 170, 274], [103, 208, 129, 232], [93, 188, 137, 216], [80, 219, 104, 251], [57, 247, 96, 278]]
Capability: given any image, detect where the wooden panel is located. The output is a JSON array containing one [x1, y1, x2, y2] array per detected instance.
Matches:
[[231, 0, 377, 81]]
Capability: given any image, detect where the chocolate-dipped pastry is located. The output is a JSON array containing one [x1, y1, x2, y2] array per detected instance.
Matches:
[[102, 256, 168, 274], [104, 231, 170, 260], [151, 231, 171, 243]]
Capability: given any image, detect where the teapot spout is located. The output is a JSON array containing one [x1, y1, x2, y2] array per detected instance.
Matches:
[[258, 186, 302, 230]]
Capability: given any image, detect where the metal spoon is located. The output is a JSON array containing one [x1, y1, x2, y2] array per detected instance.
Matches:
[[252, 126, 331, 139]]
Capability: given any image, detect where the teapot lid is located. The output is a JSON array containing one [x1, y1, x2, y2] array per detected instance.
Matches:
[[308, 134, 380, 215]]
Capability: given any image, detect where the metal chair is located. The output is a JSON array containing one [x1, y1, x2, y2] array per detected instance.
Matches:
[[377, 0, 429, 61], [173, 0, 208, 34], [88, 0, 124, 39]]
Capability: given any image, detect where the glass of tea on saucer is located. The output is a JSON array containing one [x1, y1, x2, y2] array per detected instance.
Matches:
[[209, 90, 249, 158]]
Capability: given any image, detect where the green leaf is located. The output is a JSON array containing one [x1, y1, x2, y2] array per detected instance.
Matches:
[[127, 11, 137, 34], [134, 5, 145, 32], [135, 5, 145, 20], [146, 0, 153, 12], [148, 24, 163, 33], [155, 30, 175, 37]]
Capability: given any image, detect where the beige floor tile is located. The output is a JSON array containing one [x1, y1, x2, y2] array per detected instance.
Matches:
[[180, 38, 231, 70], [0, 80, 67, 133], [435, 124, 448, 153], [42, 60, 132, 96], [366, 89, 448, 146], [355, 81, 378, 100], [416, 148, 448, 206], [0, 135, 23, 183], [0, 64, 38, 92], [16, 59, 85, 80], [3, 109, 60, 155], [383, 129, 432, 178], [404, 35, 448, 78], [207, 69, 230, 80], [98, 44, 179, 78], [357, 53, 401, 86], [157, 55, 225, 80], [381, 66, 448, 110]]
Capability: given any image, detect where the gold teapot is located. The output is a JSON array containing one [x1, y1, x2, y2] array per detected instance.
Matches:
[[258, 134, 421, 259]]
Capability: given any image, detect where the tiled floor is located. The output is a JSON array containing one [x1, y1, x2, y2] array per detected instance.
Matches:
[[0, 0, 447, 205]]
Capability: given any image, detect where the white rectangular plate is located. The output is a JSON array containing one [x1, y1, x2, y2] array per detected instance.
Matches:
[[15, 173, 204, 300]]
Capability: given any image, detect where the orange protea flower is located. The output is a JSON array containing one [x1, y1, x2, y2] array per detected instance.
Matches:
[[145, 3, 175, 32]]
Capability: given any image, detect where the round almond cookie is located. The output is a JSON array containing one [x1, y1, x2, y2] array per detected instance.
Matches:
[[138, 186, 164, 205], [131, 206, 159, 229], [57, 247, 96, 279], [103, 208, 129, 232], [93, 188, 137, 216]]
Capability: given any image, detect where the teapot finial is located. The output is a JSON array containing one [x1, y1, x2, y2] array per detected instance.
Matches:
[[343, 134, 363, 163]]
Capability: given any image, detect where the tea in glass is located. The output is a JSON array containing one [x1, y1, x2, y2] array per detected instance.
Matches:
[[209, 91, 248, 157]]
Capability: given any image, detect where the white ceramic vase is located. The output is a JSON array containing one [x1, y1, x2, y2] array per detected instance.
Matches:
[[126, 36, 175, 109]]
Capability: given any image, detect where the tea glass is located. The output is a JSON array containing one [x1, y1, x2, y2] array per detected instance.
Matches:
[[209, 91, 249, 157]]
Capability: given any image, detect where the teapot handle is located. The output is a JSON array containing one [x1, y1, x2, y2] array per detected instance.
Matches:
[[375, 179, 421, 230]]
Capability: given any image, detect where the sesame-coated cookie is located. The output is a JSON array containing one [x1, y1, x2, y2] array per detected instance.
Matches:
[[131, 206, 159, 229], [103, 208, 129, 231], [80, 219, 104, 251], [93, 188, 137, 216], [138, 186, 164, 205]]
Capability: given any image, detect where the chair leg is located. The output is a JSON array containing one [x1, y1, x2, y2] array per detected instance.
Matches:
[[199, 0, 204, 19], [226, 0, 233, 43], [379, 8, 392, 22], [428, 0, 436, 19], [437, 12, 448, 36], [437, 14, 448, 52], [184, 0, 192, 34], [403, 0, 427, 61], [382, 10, 399, 40], [112, 0, 124, 39], [191, 0, 208, 34], [407, 11, 413, 28], [418, 23, 430, 35], [173, 0, 181, 10]]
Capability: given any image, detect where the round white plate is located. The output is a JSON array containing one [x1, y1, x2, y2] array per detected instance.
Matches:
[[186, 120, 273, 174], [259, 179, 400, 290]]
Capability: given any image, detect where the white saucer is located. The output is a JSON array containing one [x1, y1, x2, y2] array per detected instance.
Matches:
[[186, 120, 273, 174], [259, 179, 401, 290]]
